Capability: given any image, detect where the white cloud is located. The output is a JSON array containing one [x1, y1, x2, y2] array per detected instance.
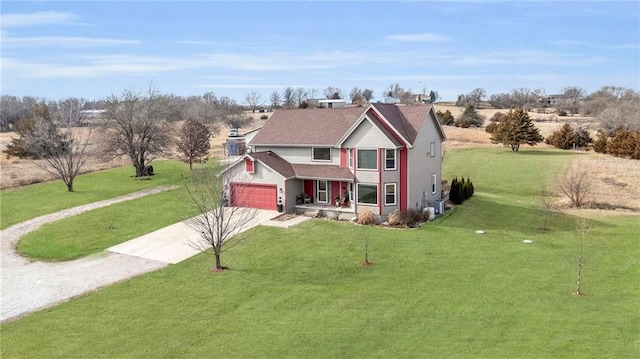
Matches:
[[2, 36, 140, 48], [384, 33, 452, 42], [1, 11, 78, 28], [449, 50, 606, 66]]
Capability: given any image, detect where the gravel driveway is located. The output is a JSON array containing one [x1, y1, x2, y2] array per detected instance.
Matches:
[[0, 186, 177, 323]]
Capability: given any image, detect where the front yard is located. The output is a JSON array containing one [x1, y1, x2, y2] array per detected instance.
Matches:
[[1, 148, 638, 358]]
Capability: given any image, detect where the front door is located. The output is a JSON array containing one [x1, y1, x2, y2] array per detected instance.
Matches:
[[316, 180, 328, 203], [348, 183, 354, 208]]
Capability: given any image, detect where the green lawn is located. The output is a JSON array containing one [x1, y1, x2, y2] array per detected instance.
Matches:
[[16, 188, 198, 261], [2, 148, 638, 358], [0, 160, 191, 229]]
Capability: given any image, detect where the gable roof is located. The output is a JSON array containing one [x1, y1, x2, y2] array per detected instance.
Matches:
[[249, 107, 365, 147], [249, 103, 444, 148]]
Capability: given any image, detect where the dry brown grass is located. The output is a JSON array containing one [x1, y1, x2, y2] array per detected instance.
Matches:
[[0, 113, 271, 189]]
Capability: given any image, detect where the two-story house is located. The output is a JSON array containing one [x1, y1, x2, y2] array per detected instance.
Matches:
[[222, 103, 446, 220]]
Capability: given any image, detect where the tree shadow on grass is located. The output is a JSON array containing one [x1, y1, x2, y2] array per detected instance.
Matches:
[[432, 195, 610, 234], [515, 149, 588, 156]]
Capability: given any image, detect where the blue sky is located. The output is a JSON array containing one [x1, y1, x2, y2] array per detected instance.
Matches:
[[1, 1, 638, 102]]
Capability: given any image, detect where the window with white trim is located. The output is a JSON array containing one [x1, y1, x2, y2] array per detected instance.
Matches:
[[348, 148, 353, 169], [357, 184, 378, 205], [357, 149, 377, 170], [432, 174, 437, 194], [312, 147, 331, 161], [385, 183, 396, 205], [430, 142, 436, 158], [385, 149, 396, 170], [317, 180, 328, 202]]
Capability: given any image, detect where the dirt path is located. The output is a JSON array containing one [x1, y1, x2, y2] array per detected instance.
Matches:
[[0, 186, 178, 323]]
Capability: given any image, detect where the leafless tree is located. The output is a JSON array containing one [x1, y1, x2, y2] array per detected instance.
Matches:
[[362, 88, 374, 103], [324, 86, 343, 99], [182, 167, 257, 272], [184, 92, 221, 134], [539, 187, 556, 230], [574, 218, 589, 296], [468, 88, 486, 108], [293, 88, 307, 107], [269, 91, 281, 108], [244, 91, 263, 113], [217, 96, 253, 129], [101, 87, 174, 177], [3, 101, 92, 192], [282, 87, 296, 109], [349, 87, 365, 105], [308, 88, 319, 100], [561, 86, 587, 114], [557, 163, 593, 208]]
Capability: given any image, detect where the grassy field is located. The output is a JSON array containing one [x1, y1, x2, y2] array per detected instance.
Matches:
[[16, 188, 198, 260], [0, 160, 190, 230], [2, 148, 638, 358]]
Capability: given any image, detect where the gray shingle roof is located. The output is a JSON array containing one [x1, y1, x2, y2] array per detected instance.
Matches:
[[250, 107, 365, 146], [249, 103, 438, 148], [249, 151, 354, 181]]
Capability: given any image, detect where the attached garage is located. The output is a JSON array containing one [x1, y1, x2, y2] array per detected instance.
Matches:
[[230, 183, 277, 210]]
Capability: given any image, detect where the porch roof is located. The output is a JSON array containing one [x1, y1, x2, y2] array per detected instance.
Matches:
[[249, 151, 354, 181], [291, 163, 355, 181]]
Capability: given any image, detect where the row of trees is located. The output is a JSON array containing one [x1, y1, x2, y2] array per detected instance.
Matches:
[[267, 83, 439, 109]]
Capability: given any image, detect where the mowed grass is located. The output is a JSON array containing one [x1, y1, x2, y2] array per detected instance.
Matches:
[[16, 188, 198, 260], [2, 148, 639, 358], [0, 160, 191, 229]]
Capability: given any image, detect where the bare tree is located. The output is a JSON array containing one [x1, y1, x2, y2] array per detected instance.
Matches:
[[539, 187, 556, 230], [244, 91, 262, 113], [3, 101, 92, 192], [183, 92, 222, 137], [574, 218, 589, 296], [101, 87, 174, 177], [177, 119, 210, 170], [282, 87, 296, 109], [308, 88, 319, 100], [217, 96, 253, 129], [468, 88, 486, 108], [362, 88, 374, 103], [182, 167, 257, 272], [324, 86, 343, 99], [558, 86, 586, 114], [293, 88, 307, 107], [349, 87, 365, 105], [557, 163, 593, 208], [269, 91, 281, 108]]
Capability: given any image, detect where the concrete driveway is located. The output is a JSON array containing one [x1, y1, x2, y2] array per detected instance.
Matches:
[[107, 209, 305, 264]]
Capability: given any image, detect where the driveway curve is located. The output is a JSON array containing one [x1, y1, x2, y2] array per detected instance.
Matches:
[[1, 186, 177, 323]]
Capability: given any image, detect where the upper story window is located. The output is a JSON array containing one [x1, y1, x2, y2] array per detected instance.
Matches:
[[245, 158, 254, 173], [430, 142, 436, 158], [357, 149, 377, 170], [348, 148, 353, 169], [385, 149, 396, 170], [312, 147, 331, 161]]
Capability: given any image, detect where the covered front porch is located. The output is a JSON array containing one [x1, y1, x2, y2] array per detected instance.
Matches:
[[286, 177, 356, 220]]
